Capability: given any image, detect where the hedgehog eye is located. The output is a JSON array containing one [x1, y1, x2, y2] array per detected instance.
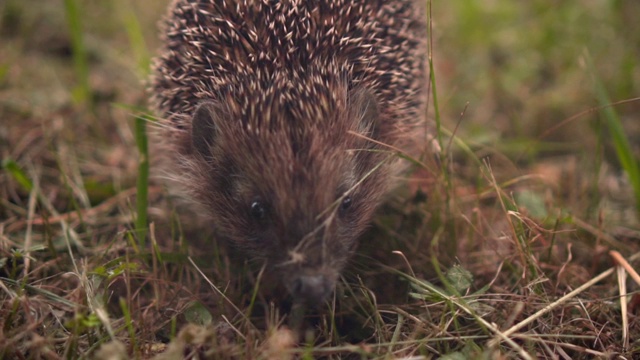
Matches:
[[339, 196, 353, 215], [250, 200, 267, 222]]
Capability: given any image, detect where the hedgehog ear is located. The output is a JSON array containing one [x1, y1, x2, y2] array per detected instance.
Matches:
[[191, 101, 221, 158], [350, 87, 380, 139]]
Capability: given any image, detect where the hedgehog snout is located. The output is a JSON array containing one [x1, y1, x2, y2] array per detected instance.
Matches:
[[287, 274, 334, 305]]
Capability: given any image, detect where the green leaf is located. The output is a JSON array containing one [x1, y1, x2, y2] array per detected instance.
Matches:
[[446, 264, 473, 294], [515, 190, 548, 219], [184, 301, 212, 326]]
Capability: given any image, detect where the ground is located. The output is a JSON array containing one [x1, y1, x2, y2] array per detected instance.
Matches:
[[1, 1, 639, 359]]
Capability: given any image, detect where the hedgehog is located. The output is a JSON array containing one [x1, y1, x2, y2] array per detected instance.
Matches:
[[150, 0, 429, 305]]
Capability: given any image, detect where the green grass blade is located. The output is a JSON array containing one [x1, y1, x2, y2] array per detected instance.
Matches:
[[427, 0, 442, 153], [0, 63, 9, 84], [1, 277, 77, 308], [2, 158, 33, 192], [119, 0, 150, 75], [135, 115, 150, 247], [120, 298, 139, 358], [63, 0, 91, 105], [586, 52, 640, 217]]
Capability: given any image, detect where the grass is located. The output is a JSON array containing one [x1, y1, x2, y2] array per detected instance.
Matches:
[[1, 0, 639, 359], [63, 0, 90, 106], [587, 54, 640, 216], [134, 114, 149, 248]]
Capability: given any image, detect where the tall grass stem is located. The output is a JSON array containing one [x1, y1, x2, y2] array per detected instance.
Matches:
[[135, 116, 149, 247], [63, 0, 91, 106]]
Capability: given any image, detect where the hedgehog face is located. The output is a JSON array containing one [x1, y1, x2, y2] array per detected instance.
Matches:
[[186, 85, 391, 304]]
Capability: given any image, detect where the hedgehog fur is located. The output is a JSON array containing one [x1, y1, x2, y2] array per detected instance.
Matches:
[[150, 0, 428, 304]]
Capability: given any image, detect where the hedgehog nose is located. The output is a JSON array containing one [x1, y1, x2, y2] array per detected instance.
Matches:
[[289, 275, 332, 305]]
